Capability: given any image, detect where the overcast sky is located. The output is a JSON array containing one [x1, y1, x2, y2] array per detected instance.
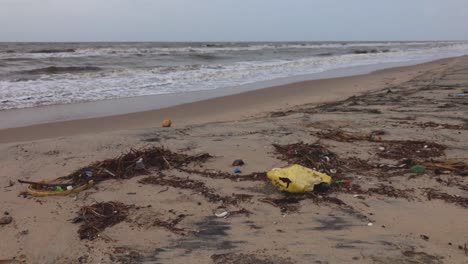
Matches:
[[0, 0, 467, 42]]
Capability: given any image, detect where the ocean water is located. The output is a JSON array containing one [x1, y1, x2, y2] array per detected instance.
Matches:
[[1, 41, 468, 110]]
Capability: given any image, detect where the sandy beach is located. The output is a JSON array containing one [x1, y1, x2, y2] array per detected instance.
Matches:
[[0, 56, 467, 264]]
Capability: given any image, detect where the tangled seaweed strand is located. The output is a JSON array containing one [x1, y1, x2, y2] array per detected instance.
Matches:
[[377, 141, 446, 160], [36, 147, 212, 190], [316, 129, 385, 142], [273, 142, 344, 175], [421, 159, 468, 176], [72, 201, 131, 240]]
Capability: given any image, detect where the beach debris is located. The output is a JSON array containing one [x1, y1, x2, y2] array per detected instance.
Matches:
[[273, 142, 342, 176], [18, 147, 212, 196], [214, 208, 229, 218], [420, 159, 468, 176], [410, 165, 426, 174], [259, 196, 305, 213], [18, 179, 94, 197], [153, 214, 193, 235], [162, 119, 172, 127], [414, 121, 467, 130], [267, 164, 332, 193], [316, 129, 385, 142], [367, 222, 373, 227], [211, 253, 293, 264], [179, 168, 267, 182], [377, 140, 446, 160], [135, 158, 145, 170], [72, 201, 131, 240], [66, 185, 73, 191], [232, 159, 245, 166], [234, 168, 242, 174], [139, 174, 251, 206], [424, 188, 468, 208], [420, 234, 430, 241], [0, 215, 13, 225]]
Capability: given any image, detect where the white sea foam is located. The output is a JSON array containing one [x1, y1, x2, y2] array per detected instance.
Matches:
[[1, 42, 467, 110]]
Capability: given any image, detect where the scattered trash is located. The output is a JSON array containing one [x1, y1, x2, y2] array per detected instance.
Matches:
[[18, 178, 94, 197], [378, 147, 386, 151], [453, 93, 465, 97], [267, 164, 332, 193], [72, 201, 131, 240], [162, 119, 172, 127], [84, 168, 93, 178], [367, 222, 373, 227], [335, 180, 351, 185], [410, 165, 426, 173], [0, 215, 13, 225], [214, 208, 229, 218], [234, 168, 242, 174], [420, 234, 429, 241], [135, 158, 145, 170], [66, 185, 73, 191], [232, 159, 245, 166]]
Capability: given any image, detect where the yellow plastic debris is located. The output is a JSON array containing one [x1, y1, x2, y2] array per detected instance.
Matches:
[[26, 180, 94, 197], [267, 164, 332, 193]]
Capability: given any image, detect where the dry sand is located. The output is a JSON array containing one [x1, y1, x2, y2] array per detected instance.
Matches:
[[0, 56, 467, 264]]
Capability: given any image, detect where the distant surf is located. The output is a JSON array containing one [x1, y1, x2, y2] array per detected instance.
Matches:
[[1, 41, 468, 110]]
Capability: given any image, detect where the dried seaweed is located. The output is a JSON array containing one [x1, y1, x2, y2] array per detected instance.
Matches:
[[273, 142, 343, 175], [28, 147, 212, 191], [424, 188, 468, 208], [72, 201, 131, 240], [421, 159, 468, 176], [316, 129, 385, 142], [367, 184, 414, 199], [178, 168, 267, 182], [153, 214, 192, 235], [377, 141, 446, 160], [259, 196, 305, 213], [416, 121, 467, 130], [139, 175, 252, 206]]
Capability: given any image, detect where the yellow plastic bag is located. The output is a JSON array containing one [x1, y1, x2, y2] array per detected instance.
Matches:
[[267, 164, 332, 193]]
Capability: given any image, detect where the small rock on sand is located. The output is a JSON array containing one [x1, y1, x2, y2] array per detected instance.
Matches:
[[0, 215, 13, 225]]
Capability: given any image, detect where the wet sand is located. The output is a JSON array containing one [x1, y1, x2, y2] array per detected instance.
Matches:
[[0, 56, 467, 264]]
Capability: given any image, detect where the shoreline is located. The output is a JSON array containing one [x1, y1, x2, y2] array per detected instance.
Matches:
[[0, 56, 463, 144], [0, 56, 447, 129]]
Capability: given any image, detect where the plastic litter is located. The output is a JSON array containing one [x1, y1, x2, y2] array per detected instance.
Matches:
[[214, 208, 229, 218], [335, 180, 351, 185], [84, 169, 93, 178], [66, 185, 73, 191], [56, 186, 63, 192], [267, 164, 332, 193], [410, 165, 426, 173], [234, 168, 242, 174], [135, 158, 145, 170]]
